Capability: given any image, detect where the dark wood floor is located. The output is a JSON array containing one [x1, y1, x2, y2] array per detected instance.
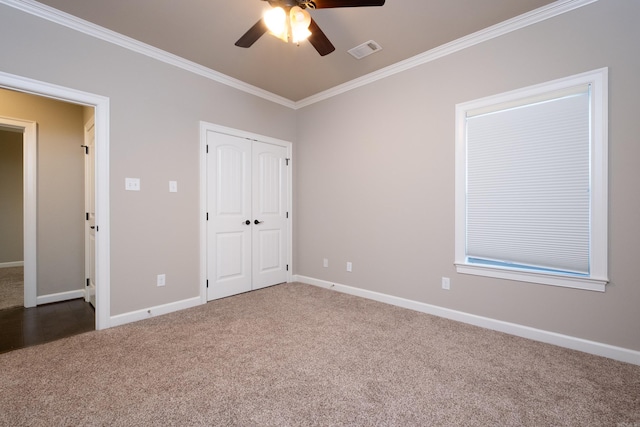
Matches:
[[0, 298, 95, 354]]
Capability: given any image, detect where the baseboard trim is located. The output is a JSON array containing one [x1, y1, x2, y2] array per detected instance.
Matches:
[[0, 261, 24, 268], [109, 296, 202, 328], [294, 275, 640, 366], [37, 289, 84, 305]]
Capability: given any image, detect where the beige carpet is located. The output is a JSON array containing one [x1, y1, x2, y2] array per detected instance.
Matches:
[[0, 266, 23, 310], [0, 282, 638, 426]]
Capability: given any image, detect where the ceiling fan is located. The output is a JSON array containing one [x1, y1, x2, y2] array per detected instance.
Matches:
[[235, 0, 386, 56]]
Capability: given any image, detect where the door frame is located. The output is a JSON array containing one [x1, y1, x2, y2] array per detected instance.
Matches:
[[0, 116, 37, 308], [199, 121, 293, 304], [0, 71, 112, 330]]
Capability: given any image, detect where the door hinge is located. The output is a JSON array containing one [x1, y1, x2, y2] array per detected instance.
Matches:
[[206, 280, 209, 288], [285, 158, 290, 166], [86, 212, 89, 221], [286, 212, 289, 219], [81, 145, 89, 155], [286, 264, 289, 271], [206, 145, 209, 154], [96, 225, 99, 232], [86, 278, 90, 287], [206, 212, 209, 221]]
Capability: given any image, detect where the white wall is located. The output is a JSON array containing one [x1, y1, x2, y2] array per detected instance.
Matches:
[[294, 0, 640, 352]]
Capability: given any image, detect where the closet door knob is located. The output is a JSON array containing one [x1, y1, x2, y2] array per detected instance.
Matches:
[[254, 220, 263, 225], [244, 220, 251, 225]]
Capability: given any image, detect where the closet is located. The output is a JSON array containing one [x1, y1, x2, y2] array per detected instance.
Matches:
[[206, 130, 289, 300]]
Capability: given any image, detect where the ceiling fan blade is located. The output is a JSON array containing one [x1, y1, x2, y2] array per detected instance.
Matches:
[[308, 18, 335, 56], [311, 0, 385, 8], [235, 19, 268, 48]]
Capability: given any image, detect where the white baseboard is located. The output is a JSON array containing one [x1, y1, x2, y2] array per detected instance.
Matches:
[[37, 289, 85, 305], [294, 275, 640, 366], [0, 261, 24, 268], [109, 296, 203, 328]]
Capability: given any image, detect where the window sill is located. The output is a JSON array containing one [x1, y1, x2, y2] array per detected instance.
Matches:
[[454, 263, 607, 292]]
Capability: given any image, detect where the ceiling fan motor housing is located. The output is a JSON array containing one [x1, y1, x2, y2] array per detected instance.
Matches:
[[267, 0, 316, 9]]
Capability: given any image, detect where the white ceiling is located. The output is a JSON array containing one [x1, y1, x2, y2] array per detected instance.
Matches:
[[33, 0, 557, 102]]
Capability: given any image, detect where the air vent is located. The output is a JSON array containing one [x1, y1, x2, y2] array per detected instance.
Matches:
[[348, 40, 383, 60]]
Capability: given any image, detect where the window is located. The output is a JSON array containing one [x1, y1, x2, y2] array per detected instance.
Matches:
[[455, 69, 608, 291]]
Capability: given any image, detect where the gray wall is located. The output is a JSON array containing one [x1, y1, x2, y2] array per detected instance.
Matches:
[[0, 90, 85, 296], [295, 0, 640, 351], [0, 3, 296, 316], [0, 129, 23, 264]]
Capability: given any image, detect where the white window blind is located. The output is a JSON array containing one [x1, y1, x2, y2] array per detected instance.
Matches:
[[465, 86, 590, 275], [454, 68, 608, 291]]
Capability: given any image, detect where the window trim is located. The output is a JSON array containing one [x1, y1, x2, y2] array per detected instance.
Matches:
[[454, 68, 608, 292]]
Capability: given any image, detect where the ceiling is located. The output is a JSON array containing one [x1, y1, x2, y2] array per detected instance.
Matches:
[[33, 0, 557, 102]]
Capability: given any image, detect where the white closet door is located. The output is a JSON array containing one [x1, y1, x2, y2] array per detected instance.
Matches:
[[252, 142, 288, 289], [207, 132, 252, 300], [206, 131, 288, 300]]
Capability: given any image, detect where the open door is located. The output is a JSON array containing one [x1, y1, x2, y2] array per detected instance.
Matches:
[[84, 116, 96, 307]]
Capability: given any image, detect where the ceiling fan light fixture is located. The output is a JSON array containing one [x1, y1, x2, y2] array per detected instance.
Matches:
[[264, 6, 288, 42], [290, 6, 312, 43], [238, 0, 385, 56]]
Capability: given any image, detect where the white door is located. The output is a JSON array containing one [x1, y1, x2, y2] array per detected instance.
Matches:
[[252, 142, 288, 289], [83, 118, 96, 307], [206, 131, 288, 300], [207, 132, 252, 299]]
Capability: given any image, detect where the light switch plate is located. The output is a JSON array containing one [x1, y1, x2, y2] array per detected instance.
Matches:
[[169, 181, 178, 193]]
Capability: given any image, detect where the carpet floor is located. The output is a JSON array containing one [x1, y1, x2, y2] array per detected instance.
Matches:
[[0, 282, 638, 426], [0, 266, 23, 311]]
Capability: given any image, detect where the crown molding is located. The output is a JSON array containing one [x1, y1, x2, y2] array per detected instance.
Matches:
[[1, 0, 597, 111], [294, 0, 598, 109], [0, 0, 297, 109]]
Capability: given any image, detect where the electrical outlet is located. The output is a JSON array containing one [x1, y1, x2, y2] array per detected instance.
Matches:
[[346, 262, 352, 272], [157, 274, 166, 287], [125, 177, 140, 191], [441, 277, 450, 290], [323, 258, 329, 268]]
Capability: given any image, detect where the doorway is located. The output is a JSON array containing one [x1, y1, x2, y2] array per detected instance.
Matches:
[[0, 117, 36, 310], [0, 110, 96, 351], [200, 122, 293, 302], [0, 127, 24, 310], [0, 71, 111, 330], [0, 99, 87, 312]]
